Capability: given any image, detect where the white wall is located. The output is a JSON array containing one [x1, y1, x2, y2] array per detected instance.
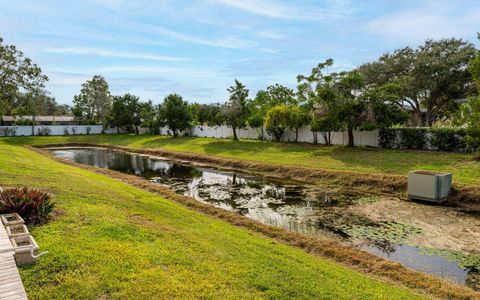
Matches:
[[174, 125, 380, 147], [0, 125, 104, 136]]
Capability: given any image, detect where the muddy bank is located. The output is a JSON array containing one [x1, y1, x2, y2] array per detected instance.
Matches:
[[31, 145, 480, 299], [34, 143, 480, 211]]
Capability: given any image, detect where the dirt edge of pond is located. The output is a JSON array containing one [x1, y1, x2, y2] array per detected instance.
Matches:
[[31, 145, 480, 299], [34, 143, 480, 211]]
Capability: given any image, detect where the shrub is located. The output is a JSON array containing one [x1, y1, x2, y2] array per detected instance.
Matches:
[[429, 128, 465, 152], [0, 187, 55, 225], [378, 128, 397, 148], [0, 127, 16, 137], [398, 128, 427, 150], [63, 127, 70, 135], [36, 126, 51, 136]]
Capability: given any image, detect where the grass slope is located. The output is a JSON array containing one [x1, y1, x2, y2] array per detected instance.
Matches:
[[4, 134, 480, 186], [0, 141, 424, 299]]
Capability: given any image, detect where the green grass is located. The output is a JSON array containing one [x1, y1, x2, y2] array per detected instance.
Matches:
[[4, 134, 480, 186], [0, 140, 426, 299]]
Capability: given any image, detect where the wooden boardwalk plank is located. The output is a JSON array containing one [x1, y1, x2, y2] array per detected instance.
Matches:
[[0, 225, 27, 300]]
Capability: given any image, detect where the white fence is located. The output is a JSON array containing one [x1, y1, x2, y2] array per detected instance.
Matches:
[[160, 125, 380, 147], [0, 125, 104, 136]]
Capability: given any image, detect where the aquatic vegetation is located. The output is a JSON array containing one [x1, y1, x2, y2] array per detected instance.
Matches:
[[419, 247, 480, 270], [341, 221, 422, 244]]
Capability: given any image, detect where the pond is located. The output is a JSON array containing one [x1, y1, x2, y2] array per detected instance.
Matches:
[[49, 147, 479, 290]]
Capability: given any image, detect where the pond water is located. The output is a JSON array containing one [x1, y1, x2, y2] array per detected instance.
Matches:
[[49, 147, 479, 290]]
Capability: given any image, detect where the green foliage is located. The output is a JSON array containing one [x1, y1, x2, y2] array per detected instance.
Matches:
[[310, 115, 341, 145], [158, 93, 192, 136], [359, 38, 477, 126], [36, 126, 51, 136], [419, 247, 480, 270], [0, 187, 54, 225], [222, 80, 249, 141], [341, 221, 422, 244], [108, 93, 142, 134], [73, 75, 112, 124], [194, 103, 223, 126], [0, 37, 48, 117], [380, 127, 466, 151], [429, 128, 465, 152], [298, 60, 405, 147], [138, 100, 158, 134], [464, 55, 480, 152], [378, 128, 398, 148], [399, 128, 427, 150], [264, 105, 291, 141]]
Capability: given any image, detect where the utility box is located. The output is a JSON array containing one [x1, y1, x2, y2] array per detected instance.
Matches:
[[407, 171, 452, 202]]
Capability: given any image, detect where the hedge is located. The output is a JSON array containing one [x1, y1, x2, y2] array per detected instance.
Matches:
[[379, 127, 466, 152]]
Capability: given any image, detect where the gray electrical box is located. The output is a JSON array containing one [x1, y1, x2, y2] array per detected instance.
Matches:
[[407, 171, 452, 202]]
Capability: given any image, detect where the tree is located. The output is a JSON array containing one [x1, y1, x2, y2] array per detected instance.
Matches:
[[359, 38, 476, 126], [158, 93, 192, 136], [194, 103, 223, 126], [73, 75, 112, 124], [265, 105, 293, 142], [289, 106, 310, 142], [310, 114, 341, 145], [222, 80, 249, 141], [298, 59, 341, 145], [462, 51, 480, 151], [0, 37, 48, 117], [138, 100, 158, 134], [108, 93, 141, 134], [249, 84, 297, 140]]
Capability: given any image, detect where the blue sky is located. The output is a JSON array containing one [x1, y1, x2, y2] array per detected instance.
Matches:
[[1, 0, 479, 105]]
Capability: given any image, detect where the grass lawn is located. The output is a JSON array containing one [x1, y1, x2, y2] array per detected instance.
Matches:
[[0, 139, 427, 299], [4, 134, 480, 186]]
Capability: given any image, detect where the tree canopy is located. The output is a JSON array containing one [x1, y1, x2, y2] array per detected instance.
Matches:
[[158, 93, 192, 136], [359, 38, 476, 126], [222, 80, 249, 141], [73, 75, 112, 124]]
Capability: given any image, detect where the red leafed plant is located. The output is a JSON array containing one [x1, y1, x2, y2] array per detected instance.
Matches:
[[0, 187, 55, 225]]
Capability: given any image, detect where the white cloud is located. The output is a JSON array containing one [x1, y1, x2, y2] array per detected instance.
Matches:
[[212, 0, 353, 21], [153, 26, 254, 49], [43, 47, 187, 61], [364, 6, 480, 43]]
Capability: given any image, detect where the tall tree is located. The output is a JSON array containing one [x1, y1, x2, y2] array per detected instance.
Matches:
[[72, 75, 112, 124], [158, 93, 192, 136], [298, 59, 342, 145], [139, 100, 158, 134], [195, 103, 223, 126], [222, 80, 249, 141], [462, 49, 480, 151], [249, 84, 297, 140], [108, 93, 141, 134], [0, 37, 48, 117], [359, 38, 476, 126], [334, 72, 407, 147]]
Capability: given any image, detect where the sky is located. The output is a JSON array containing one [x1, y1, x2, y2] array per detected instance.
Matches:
[[1, 0, 479, 105]]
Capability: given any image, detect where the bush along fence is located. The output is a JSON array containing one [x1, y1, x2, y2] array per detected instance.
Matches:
[[160, 125, 469, 152], [379, 127, 467, 152], [0, 125, 104, 137], [159, 125, 380, 147]]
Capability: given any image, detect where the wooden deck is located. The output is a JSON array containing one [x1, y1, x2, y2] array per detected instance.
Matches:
[[0, 225, 27, 300]]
